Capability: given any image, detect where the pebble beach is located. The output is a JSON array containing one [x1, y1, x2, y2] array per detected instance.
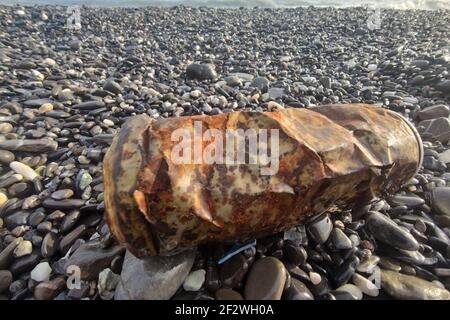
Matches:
[[0, 5, 450, 300]]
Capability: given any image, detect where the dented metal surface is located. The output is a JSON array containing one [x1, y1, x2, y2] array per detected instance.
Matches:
[[103, 104, 423, 257]]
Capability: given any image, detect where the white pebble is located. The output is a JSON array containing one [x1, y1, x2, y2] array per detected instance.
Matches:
[[183, 269, 206, 291], [336, 284, 363, 300], [31, 262, 52, 282], [352, 273, 379, 297], [103, 119, 114, 127], [10, 161, 38, 181], [190, 90, 202, 99], [309, 271, 322, 285]]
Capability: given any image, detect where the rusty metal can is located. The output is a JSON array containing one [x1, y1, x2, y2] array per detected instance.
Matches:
[[103, 104, 423, 257]]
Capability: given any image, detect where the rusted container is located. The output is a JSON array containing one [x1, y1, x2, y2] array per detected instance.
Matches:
[[103, 104, 423, 257]]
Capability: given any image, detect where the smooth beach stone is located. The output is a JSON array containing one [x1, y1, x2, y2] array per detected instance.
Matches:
[[41, 232, 59, 258], [388, 195, 425, 209], [31, 262, 52, 282], [334, 284, 363, 300], [367, 212, 419, 251], [417, 104, 450, 121], [51, 189, 74, 200], [0, 150, 15, 164], [283, 241, 307, 266], [0, 139, 57, 153], [352, 273, 379, 297], [34, 277, 66, 300], [64, 240, 125, 280], [183, 269, 206, 292], [10, 251, 40, 275], [381, 269, 450, 300], [59, 225, 87, 254], [13, 240, 32, 258], [283, 278, 314, 300], [115, 249, 196, 300], [103, 79, 123, 95], [431, 187, 450, 216], [9, 161, 38, 181], [215, 288, 243, 300], [244, 257, 287, 300], [186, 63, 217, 81], [307, 214, 333, 244], [330, 228, 353, 250], [0, 270, 13, 294], [42, 198, 85, 210]]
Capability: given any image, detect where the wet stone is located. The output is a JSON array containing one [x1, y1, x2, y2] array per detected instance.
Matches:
[[0, 139, 57, 153], [307, 214, 333, 244], [34, 277, 66, 300], [244, 257, 286, 300], [51, 189, 74, 200], [59, 225, 87, 254], [186, 63, 217, 81], [367, 211, 420, 251], [41, 232, 59, 258], [381, 269, 450, 300]]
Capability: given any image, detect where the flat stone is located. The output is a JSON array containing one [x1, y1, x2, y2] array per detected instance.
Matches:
[[64, 240, 125, 280], [417, 105, 450, 121], [59, 225, 87, 254], [367, 211, 419, 251], [244, 257, 286, 300], [34, 277, 66, 300], [72, 101, 105, 110], [0, 139, 57, 153], [250, 76, 270, 91], [10, 251, 40, 275], [388, 195, 425, 209], [431, 187, 450, 216], [381, 269, 450, 300], [419, 117, 450, 144], [5, 210, 30, 230], [115, 249, 196, 300], [42, 198, 85, 210], [51, 189, 74, 200]]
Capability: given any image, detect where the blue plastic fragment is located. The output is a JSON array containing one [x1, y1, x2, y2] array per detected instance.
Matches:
[[217, 239, 257, 265]]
